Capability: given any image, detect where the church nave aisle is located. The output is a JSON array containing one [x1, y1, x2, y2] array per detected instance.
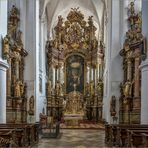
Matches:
[[34, 129, 105, 148]]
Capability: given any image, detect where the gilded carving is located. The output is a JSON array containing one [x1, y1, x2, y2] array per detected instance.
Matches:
[[14, 80, 21, 97], [97, 79, 103, 96], [8, 5, 19, 36], [123, 80, 132, 97], [46, 7, 98, 59], [2, 35, 10, 60]]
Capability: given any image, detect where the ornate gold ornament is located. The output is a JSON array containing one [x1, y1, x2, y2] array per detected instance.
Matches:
[[8, 5, 20, 36], [46, 7, 98, 60], [125, 2, 143, 45], [2, 35, 10, 60]]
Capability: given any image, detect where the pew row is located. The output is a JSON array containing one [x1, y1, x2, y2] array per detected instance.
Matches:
[[0, 129, 16, 147], [105, 123, 148, 147], [0, 123, 39, 147]]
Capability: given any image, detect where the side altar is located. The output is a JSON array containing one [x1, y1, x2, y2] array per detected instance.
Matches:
[[64, 84, 84, 126]]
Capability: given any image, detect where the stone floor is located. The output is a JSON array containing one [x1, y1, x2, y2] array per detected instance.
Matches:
[[34, 129, 106, 148]]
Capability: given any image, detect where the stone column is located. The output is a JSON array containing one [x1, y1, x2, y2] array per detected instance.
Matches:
[[0, 59, 9, 123], [15, 59, 19, 79], [55, 66, 57, 82], [58, 66, 60, 82], [140, 0, 148, 124], [7, 58, 11, 96], [60, 65, 64, 84], [93, 67, 95, 86], [91, 67, 93, 81], [0, 0, 8, 123], [98, 64, 101, 80], [89, 66, 92, 81], [140, 61, 148, 124], [87, 66, 90, 83], [53, 66, 55, 87]]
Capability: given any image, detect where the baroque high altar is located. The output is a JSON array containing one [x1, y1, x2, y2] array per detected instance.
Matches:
[[46, 8, 104, 124]]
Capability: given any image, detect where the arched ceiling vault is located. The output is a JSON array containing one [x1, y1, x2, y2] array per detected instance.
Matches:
[[40, 0, 106, 39]]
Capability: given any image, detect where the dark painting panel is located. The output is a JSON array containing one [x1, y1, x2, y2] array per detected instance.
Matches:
[[66, 55, 84, 94]]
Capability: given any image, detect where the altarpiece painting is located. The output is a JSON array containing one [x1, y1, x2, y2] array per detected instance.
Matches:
[[66, 54, 84, 94]]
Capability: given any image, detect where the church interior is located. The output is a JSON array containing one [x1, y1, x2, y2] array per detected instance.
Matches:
[[0, 0, 148, 147]]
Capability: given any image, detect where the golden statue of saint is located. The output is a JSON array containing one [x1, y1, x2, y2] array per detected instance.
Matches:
[[20, 81, 24, 96], [123, 80, 132, 97], [14, 80, 21, 97], [3, 35, 10, 59]]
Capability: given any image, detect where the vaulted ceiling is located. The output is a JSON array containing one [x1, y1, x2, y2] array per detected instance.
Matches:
[[40, 0, 106, 39]]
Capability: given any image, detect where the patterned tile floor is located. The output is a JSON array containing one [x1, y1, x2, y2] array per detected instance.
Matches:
[[34, 129, 106, 148]]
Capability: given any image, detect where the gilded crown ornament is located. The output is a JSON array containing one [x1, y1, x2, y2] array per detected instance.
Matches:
[[46, 7, 98, 62]]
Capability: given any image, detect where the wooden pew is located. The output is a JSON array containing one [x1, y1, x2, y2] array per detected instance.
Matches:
[[141, 133, 148, 147], [117, 126, 148, 147], [0, 127, 26, 147], [127, 130, 148, 147], [0, 123, 39, 147], [0, 124, 28, 147], [105, 124, 148, 147], [105, 124, 110, 144], [0, 129, 16, 147], [11, 123, 39, 146]]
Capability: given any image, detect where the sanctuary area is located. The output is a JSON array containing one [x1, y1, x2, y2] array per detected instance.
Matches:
[[0, 0, 148, 147]]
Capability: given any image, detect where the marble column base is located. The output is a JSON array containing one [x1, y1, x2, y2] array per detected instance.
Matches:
[[140, 60, 148, 124], [0, 59, 9, 123]]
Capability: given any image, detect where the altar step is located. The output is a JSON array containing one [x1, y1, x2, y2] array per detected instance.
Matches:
[[60, 122, 105, 129]]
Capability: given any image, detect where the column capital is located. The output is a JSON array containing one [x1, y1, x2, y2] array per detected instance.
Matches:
[[140, 60, 148, 70], [0, 59, 9, 70]]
